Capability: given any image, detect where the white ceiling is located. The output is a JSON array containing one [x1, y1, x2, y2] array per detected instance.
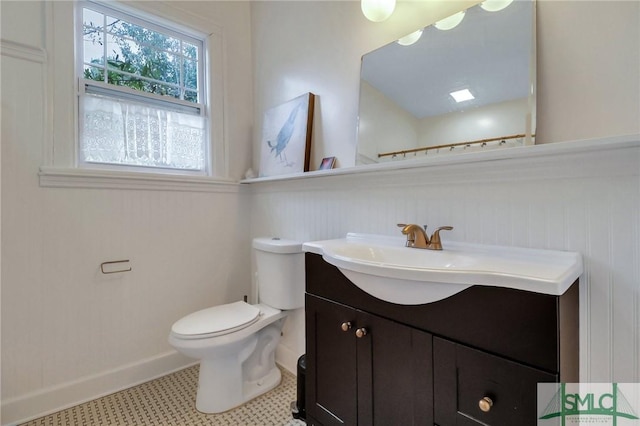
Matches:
[[361, 0, 534, 119]]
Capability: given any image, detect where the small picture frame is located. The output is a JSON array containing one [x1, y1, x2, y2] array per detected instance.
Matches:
[[319, 156, 336, 170]]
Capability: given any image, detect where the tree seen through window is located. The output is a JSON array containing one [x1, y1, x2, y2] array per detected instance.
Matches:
[[82, 7, 199, 103]]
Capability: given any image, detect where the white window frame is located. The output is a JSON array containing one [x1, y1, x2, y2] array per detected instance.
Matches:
[[40, 1, 232, 191], [77, 0, 209, 175]]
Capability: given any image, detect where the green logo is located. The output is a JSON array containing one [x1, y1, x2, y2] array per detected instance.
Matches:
[[539, 383, 639, 425]]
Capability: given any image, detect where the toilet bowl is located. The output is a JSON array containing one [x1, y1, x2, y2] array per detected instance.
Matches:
[[168, 238, 304, 414]]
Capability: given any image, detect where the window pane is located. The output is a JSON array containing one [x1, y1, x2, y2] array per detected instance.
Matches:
[[83, 8, 103, 30], [183, 59, 198, 90], [83, 64, 105, 82], [142, 50, 180, 85], [107, 17, 180, 53], [107, 72, 143, 89], [182, 42, 198, 61], [184, 90, 198, 103], [83, 29, 104, 66], [106, 33, 138, 71], [105, 36, 182, 95], [81, 94, 206, 170]]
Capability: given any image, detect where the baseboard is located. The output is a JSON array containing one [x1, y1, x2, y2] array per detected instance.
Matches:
[[1, 350, 195, 426], [276, 343, 302, 376]]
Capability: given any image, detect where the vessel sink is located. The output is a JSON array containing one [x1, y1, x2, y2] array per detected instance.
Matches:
[[302, 233, 583, 305]]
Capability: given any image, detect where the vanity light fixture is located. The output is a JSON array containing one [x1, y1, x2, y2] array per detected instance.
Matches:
[[480, 0, 514, 12], [397, 29, 423, 46], [361, 0, 396, 22], [434, 10, 465, 30], [450, 89, 475, 102]]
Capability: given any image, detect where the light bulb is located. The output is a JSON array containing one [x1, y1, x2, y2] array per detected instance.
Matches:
[[480, 0, 514, 12], [434, 11, 465, 31], [397, 29, 423, 46], [361, 0, 396, 22]]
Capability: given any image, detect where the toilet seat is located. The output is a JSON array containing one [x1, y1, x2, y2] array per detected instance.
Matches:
[[171, 301, 261, 340]]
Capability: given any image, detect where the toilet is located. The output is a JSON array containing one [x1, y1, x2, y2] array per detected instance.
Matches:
[[168, 237, 305, 413]]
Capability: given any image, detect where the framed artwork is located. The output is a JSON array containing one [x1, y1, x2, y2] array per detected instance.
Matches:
[[259, 93, 315, 177], [319, 156, 336, 170]]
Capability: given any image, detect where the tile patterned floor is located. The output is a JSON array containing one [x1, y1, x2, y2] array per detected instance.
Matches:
[[21, 365, 306, 426]]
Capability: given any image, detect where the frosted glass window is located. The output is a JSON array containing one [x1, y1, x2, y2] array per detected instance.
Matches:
[[81, 94, 206, 170], [78, 1, 208, 173]]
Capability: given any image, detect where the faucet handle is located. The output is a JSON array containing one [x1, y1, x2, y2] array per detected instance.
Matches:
[[428, 226, 453, 250], [397, 223, 428, 230]]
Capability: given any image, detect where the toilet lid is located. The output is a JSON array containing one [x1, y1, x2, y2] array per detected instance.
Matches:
[[171, 301, 261, 338]]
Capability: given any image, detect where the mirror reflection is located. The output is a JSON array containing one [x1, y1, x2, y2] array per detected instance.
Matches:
[[356, 0, 536, 165]]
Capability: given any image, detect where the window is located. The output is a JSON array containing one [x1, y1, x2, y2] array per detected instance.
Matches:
[[77, 1, 209, 173]]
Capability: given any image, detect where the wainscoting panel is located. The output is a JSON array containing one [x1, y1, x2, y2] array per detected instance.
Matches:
[[249, 137, 640, 383], [1, 18, 253, 423]]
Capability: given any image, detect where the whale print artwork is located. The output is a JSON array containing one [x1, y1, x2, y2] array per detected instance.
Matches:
[[259, 93, 314, 177]]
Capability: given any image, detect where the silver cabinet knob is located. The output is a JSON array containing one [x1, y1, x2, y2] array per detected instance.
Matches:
[[479, 396, 493, 412], [341, 322, 352, 332], [355, 328, 367, 338]]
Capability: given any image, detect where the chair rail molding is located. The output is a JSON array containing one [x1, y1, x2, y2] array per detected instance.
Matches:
[[39, 167, 240, 193], [0, 40, 47, 63]]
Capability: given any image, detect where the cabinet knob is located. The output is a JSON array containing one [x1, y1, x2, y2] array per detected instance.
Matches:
[[355, 328, 368, 338], [478, 396, 494, 412], [341, 322, 352, 332]]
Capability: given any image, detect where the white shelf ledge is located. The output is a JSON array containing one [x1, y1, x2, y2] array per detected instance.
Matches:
[[242, 134, 640, 184], [39, 167, 240, 193]]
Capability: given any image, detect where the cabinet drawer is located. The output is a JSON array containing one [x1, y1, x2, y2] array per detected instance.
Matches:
[[434, 338, 557, 426]]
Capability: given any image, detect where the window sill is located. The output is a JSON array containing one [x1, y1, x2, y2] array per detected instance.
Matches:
[[39, 167, 239, 193]]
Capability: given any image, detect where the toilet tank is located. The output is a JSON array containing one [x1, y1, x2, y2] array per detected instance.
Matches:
[[253, 237, 305, 310]]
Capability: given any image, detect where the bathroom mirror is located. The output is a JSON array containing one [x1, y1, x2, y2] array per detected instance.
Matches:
[[356, 0, 536, 164]]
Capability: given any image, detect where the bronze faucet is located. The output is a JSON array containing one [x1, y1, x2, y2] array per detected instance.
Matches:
[[397, 224, 453, 250]]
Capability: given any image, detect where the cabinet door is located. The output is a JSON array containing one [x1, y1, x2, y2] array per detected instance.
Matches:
[[434, 337, 557, 426], [306, 295, 434, 426], [357, 310, 434, 426], [306, 295, 358, 425]]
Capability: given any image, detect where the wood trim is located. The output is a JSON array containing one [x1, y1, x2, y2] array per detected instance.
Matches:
[[39, 167, 240, 193], [0, 40, 47, 63]]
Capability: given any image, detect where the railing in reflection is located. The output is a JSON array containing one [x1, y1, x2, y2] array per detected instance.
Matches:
[[378, 134, 533, 160]]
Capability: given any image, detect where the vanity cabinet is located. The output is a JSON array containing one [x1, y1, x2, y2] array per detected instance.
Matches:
[[433, 338, 556, 425], [306, 294, 433, 425], [304, 253, 579, 426]]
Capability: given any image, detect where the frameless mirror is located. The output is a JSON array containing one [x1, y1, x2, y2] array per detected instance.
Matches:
[[356, 0, 536, 164]]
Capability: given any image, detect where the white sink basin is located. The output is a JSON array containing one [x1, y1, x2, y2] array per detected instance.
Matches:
[[302, 233, 583, 305]]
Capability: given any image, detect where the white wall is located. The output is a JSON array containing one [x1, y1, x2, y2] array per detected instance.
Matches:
[[359, 91, 528, 162], [417, 97, 529, 148], [250, 0, 640, 384], [358, 81, 419, 162], [1, 1, 254, 424], [359, 89, 528, 163], [251, 1, 639, 170]]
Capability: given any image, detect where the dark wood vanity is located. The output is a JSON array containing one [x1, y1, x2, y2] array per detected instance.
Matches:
[[304, 252, 579, 426]]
